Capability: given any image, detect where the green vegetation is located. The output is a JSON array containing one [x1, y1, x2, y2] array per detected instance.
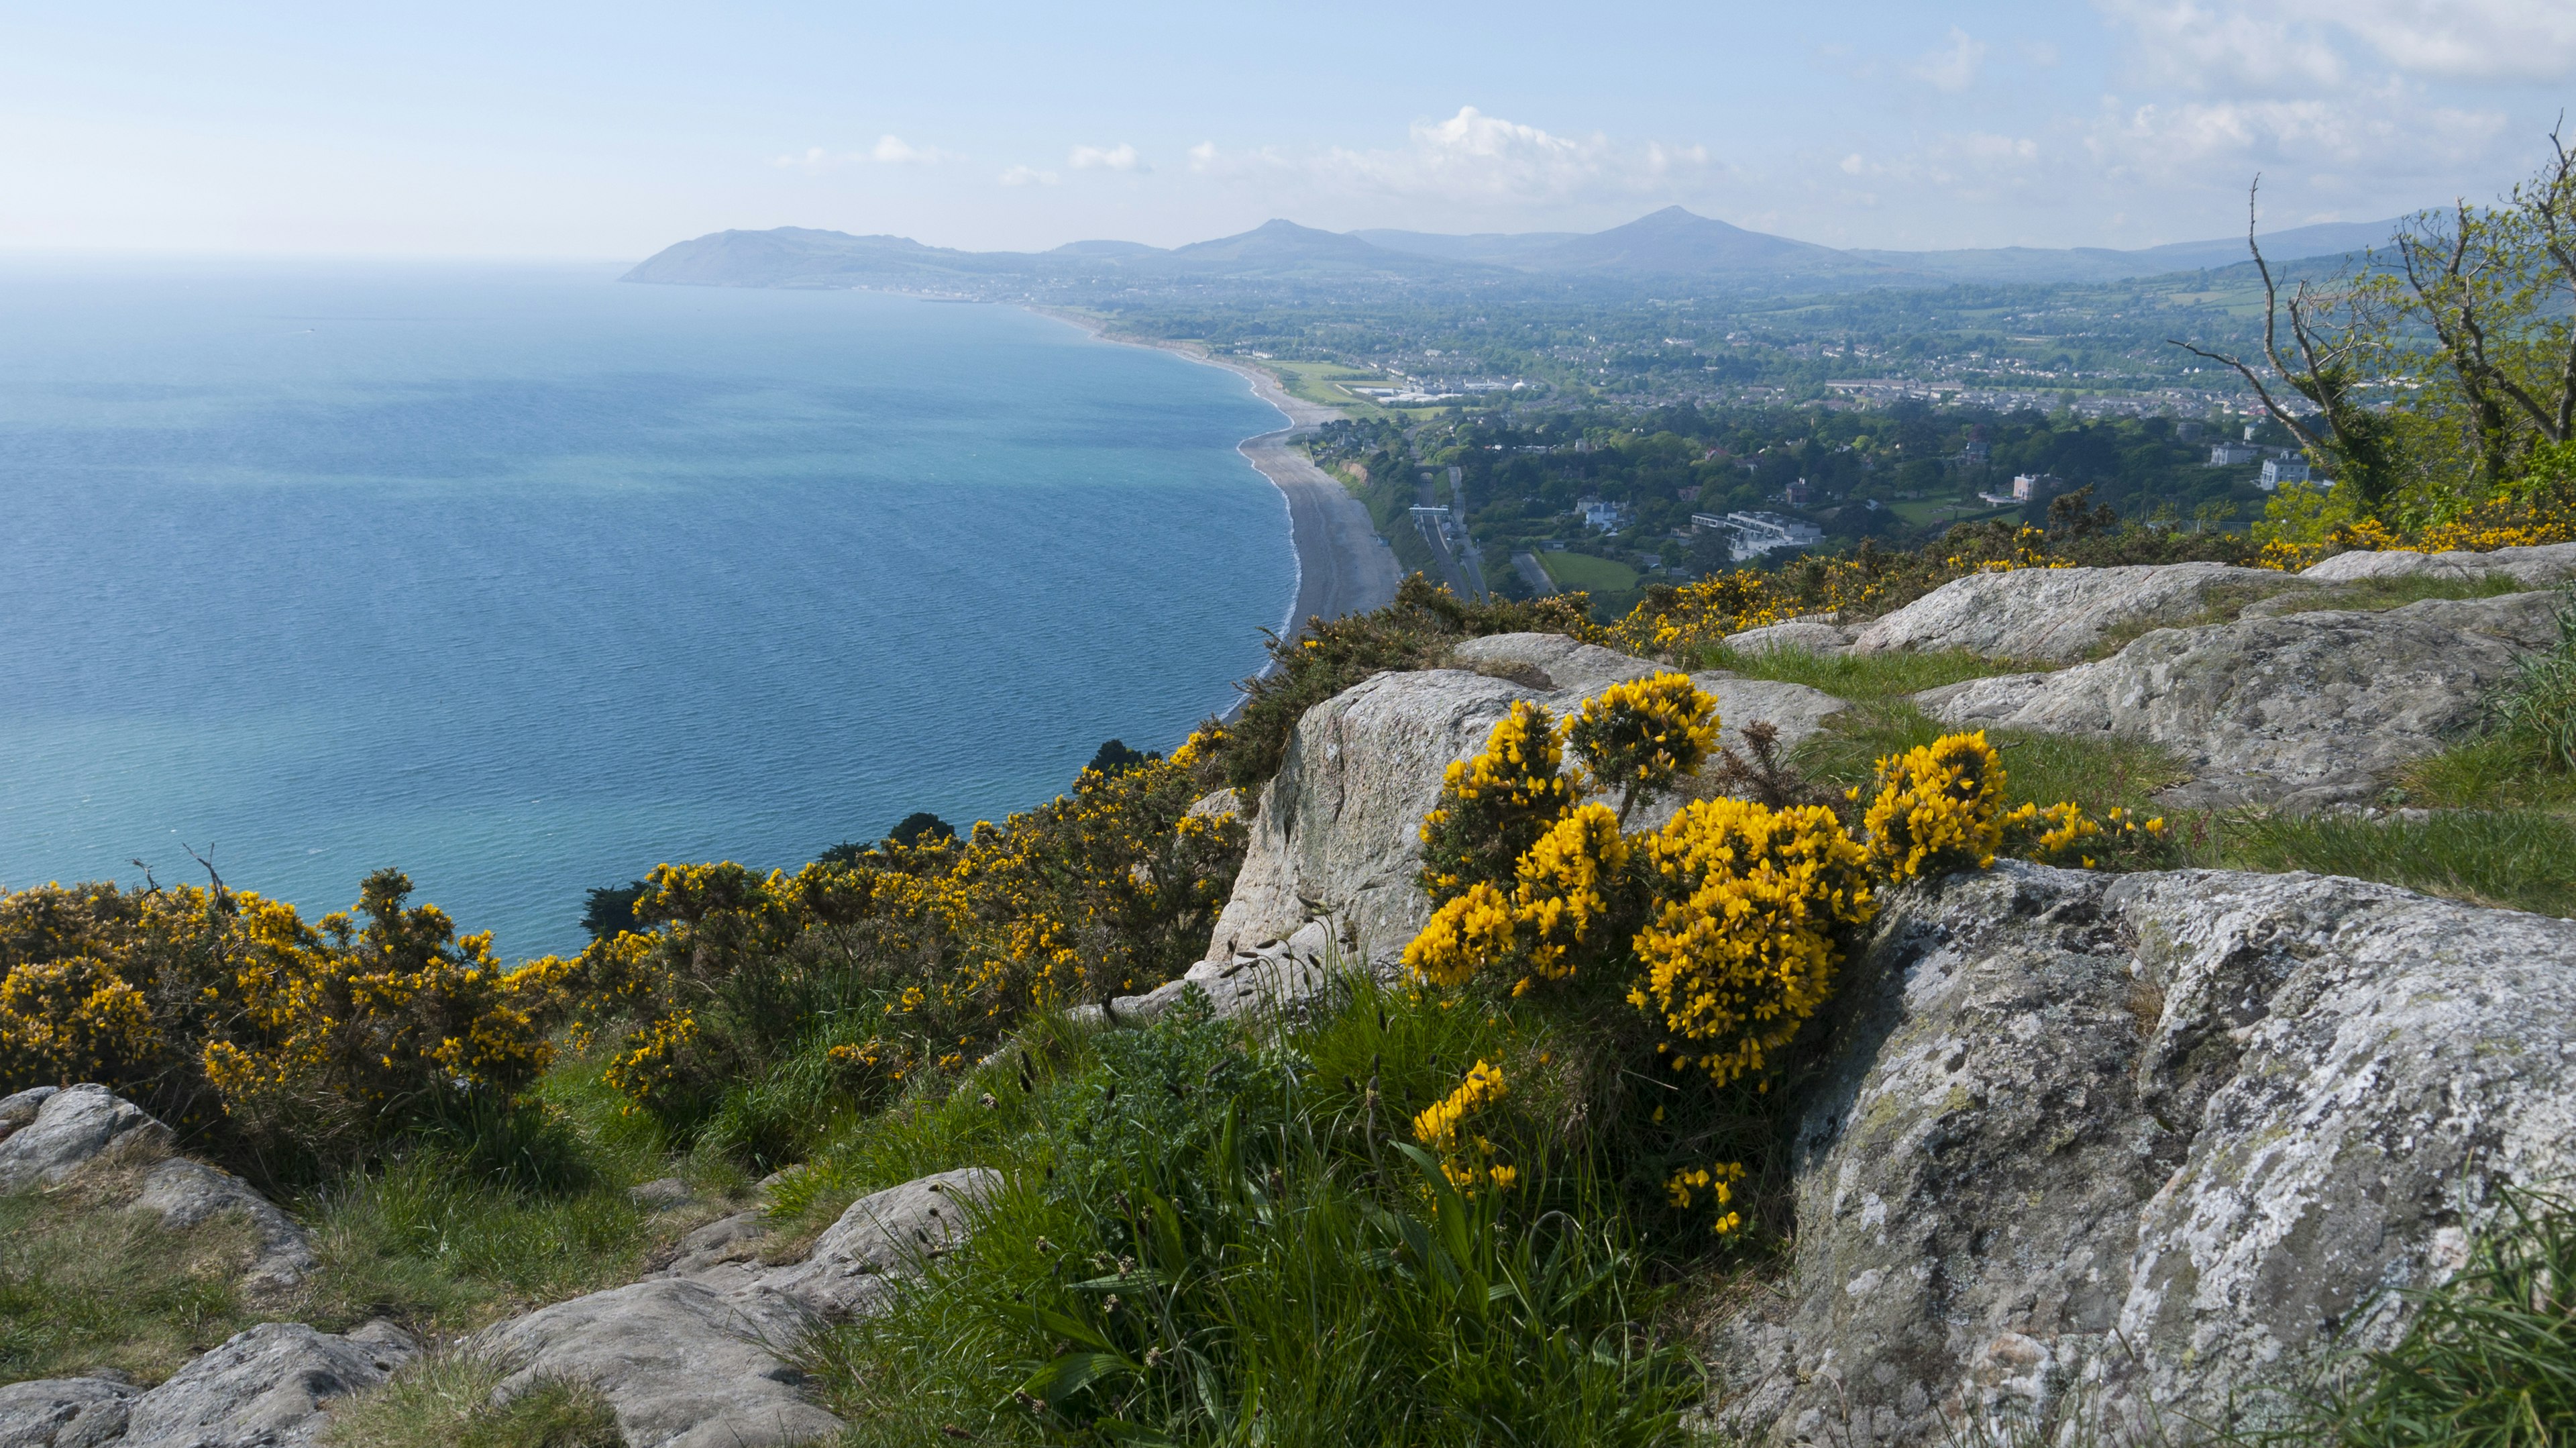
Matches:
[[2253, 574, 2529, 618], [329, 1355, 621, 1448], [2214, 810, 2576, 919], [1539, 550, 1638, 594], [0, 1170, 260, 1383]]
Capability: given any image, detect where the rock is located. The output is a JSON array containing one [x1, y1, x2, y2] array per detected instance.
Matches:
[[1204, 633, 1847, 968], [481, 1280, 834, 1448], [1184, 788, 1242, 819], [1724, 619, 1854, 656], [652, 1210, 773, 1279], [0, 1378, 135, 1448], [628, 1177, 696, 1212], [1917, 592, 2563, 806], [2302, 540, 2576, 586], [1722, 862, 2576, 1445], [1850, 563, 2309, 663], [119, 1321, 414, 1448], [759, 1168, 1001, 1320], [1098, 921, 1344, 1026], [0, 1085, 174, 1192], [0, 1087, 58, 1144], [133, 1159, 316, 1293]]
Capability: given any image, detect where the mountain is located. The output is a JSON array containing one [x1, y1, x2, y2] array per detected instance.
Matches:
[[621, 208, 2411, 295]]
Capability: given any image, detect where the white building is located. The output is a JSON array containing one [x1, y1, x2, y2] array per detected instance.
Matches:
[[2259, 458, 2314, 491], [2208, 442, 2259, 466], [1581, 499, 1632, 531], [1693, 510, 1822, 562]]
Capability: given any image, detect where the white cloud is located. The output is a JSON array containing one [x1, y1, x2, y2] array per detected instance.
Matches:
[[2096, 0, 2348, 89], [1912, 28, 1989, 92], [1068, 142, 1145, 172], [998, 164, 1059, 187], [2085, 87, 2506, 180], [770, 135, 952, 171], [2099, 0, 2576, 87], [1193, 106, 1716, 208], [2280, 0, 2576, 81]]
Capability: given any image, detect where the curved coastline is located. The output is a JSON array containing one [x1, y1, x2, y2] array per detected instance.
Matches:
[[1029, 307, 1401, 643]]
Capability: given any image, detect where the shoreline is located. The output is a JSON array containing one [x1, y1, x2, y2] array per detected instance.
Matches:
[[1027, 307, 1401, 644]]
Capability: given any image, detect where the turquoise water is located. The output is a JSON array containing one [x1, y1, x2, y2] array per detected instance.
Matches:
[[0, 262, 1295, 958]]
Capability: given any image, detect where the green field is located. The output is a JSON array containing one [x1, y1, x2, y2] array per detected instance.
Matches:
[[1540, 551, 1640, 592], [1259, 358, 1397, 418], [1888, 499, 2017, 528]]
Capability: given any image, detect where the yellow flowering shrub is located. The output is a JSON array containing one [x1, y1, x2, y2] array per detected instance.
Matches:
[[1511, 804, 1631, 986], [1565, 672, 1719, 816], [0, 955, 158, 1087], [1998, 801, 2173, 871], [1401, 882, 1517, 990], [1411, 1059, 1515, 1190], [1417, 699, 1581, 904], [1860, 732, 2010, 883]]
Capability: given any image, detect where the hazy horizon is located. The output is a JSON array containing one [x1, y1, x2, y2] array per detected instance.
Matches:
[[5, 1, 2569, 262]]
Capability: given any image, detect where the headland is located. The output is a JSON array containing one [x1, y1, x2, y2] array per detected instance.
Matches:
[[1032, 308, 1401, 639]]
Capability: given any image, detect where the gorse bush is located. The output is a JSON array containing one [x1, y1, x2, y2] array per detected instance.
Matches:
[[1397, 673, 2153, 1238], [0, 869, 565, 1177], [556, 751, 1246, 1151]]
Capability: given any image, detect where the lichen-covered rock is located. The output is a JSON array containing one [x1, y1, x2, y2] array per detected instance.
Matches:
[[119, 1321, 413, 1448], [1917, 592, 2563, 807], [133, 1159, 315, 1294], [0, 1087, 58, 1144], [2302, 540, 2576, 586], [759, 1168, 999, 1319], [1725, 619, 1854, 655], [481, 1280, 833, 1448], [0, 1378, 135, 1448], [0, 1085, 173, 1192], [1722, 862, 2576, 1445], [1851, 563, 2308, 663], [1205, 633, 1847, 966]]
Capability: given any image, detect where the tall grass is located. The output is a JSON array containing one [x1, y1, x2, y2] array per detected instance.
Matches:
[[1696, 644, 2043, 704], [2216, 811, 2576, 919]]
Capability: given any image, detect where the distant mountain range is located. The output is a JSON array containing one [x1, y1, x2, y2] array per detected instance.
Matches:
[[623, 206, 2402, 294]]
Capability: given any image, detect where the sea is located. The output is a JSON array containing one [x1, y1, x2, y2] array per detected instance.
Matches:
[[0, 260, 1297, 959]]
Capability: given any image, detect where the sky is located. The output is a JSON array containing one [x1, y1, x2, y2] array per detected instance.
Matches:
[[1, 1, 2569, 260]]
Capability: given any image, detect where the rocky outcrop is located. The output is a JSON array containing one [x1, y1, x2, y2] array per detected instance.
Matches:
[[1205, 633, 1849, 967], [1721, 862, 2576, 1445], [133, 1160, 316, 1294], [118, 1321, 415, 1448], [484, 1166, 1000, 1448], [1725, 619, 1855, 656], [2302, 539, 2576, 586], [1917, 591, 2563, 808], [1850, 564, 2309, 664], [0, 1379, 136, 1448], [0, 1087, 172, 1192]]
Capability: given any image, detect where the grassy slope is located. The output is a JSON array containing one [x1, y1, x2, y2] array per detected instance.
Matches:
[[1541, 551, 1640, 593]]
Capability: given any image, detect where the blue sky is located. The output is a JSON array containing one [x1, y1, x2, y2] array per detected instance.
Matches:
[[1, 1, 2567, 258]]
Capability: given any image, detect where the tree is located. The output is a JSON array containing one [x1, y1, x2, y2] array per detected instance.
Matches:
[[885, 811, 957, 850], [582, 880, 648, 940], [1085, 739, 1154, 776], [2169, 180, 2403, 513]]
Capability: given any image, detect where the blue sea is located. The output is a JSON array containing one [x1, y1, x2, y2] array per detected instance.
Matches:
[[0, 261, 1296, 958]]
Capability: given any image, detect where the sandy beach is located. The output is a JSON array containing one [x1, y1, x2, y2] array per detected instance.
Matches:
[[1031, 309, 1402, 639]]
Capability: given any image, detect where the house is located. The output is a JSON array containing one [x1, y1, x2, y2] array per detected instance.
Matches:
[[2260, 458, 2312, 490], [2012, 472, 2065, 503], [1697, 511, 1823, 562], [2208, 442, 2260, 466], [1580, 499, 1631, 531], [1784, 478, 1812, 507]]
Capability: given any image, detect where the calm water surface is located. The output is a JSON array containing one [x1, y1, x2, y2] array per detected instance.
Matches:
[[0, 262, 1295, 956]]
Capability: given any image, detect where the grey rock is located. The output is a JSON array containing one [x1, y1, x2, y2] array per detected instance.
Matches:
[[759, 1168, 1000, 1320], [1724, 619, 1854, 656], [628, 1177, 696, 1212], [1204, 633, 1845, 967], [1851, 563, 2309, 663], [1725, 862, 2576, 1445], [0, 1085, 174, 1192], [0, 1087, 58, 1144], [0, 1378, 135, 1448], [1917, 592, 2563, 800], [2302, 540, 2576, 586], [133, 1159, 316, 1293], [653, 1210, 771, 1279], [121, 1321, 414, 1448], [482, 1280, 834, 1448], [1185, 788, 1242, 819], [1104, 921, 1345, 1026]]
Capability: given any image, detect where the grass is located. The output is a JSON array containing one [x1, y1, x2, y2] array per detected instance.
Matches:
[[0, 1166, 262, 1384], [1259, 359, 1397, 420], [327, 1353, 621, 1448], [1695, 642, 2045, 705], [2214, 810, 2576, 919], [1540, 550, 1640, 594], [2251, 572, 2530, 619]]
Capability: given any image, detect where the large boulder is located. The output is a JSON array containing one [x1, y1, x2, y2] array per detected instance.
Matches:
[[481, 1280, 834, 1448], [0, 1086, 173, 1192], [1205, 633, 1848, 966], [1917, 592, 2563, 808], [1721, 862, 2576, 1445], [757, 1168, 1000, 1319], [2303, 540, 2576, 586], [1725, 619, 1855, 656], [0, 1379, 135, 1448], [1850, 564, 2309, 664], [119, 1321, 414, 1448]]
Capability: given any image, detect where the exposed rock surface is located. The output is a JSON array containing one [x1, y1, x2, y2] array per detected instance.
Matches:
[[0, 1086, 173, 1192], [2302, 539, 2576, 586], [1721, 862, 2576, 1445], [1850, 564, 2308, 664], [1917, 591, 2563, 807], [117, 1321, 414, 1448], [488, 1167, 1002, 1448], [0, 1378, 136, 1448], [1725, 619, 1855, 655], [133, 1160, 315, 1294], [1205, 633, 1848, 967]]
